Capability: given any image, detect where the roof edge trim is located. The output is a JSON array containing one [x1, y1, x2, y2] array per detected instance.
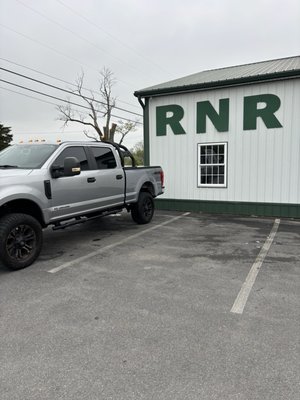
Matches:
[[134, 70, 300, 98]]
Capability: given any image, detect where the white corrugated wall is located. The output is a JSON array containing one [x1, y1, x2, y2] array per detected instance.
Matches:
[[148, 79, 300, 204]]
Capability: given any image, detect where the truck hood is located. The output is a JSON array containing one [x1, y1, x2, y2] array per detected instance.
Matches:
[[0, 169, 33, 178]]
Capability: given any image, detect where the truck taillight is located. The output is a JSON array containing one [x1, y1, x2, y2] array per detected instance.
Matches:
[[160, 170, 164, 187]]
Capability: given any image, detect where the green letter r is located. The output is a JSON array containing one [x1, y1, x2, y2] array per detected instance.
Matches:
[[156, 105, 186, 136]]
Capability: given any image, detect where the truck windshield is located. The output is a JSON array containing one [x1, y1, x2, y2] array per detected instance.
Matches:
[[0, 144, 59, 169]]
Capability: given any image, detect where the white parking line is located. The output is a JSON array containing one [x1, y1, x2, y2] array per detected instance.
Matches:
[[230, 218, 281, 314], [48, 212, 190, 274]]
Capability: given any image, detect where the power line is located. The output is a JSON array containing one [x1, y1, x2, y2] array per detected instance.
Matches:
[[0, 78, 96, 110], [0, 86, 92, 133], [0, 23, 100, 75], [0, 85, 62, 107], [1, 86, 142, 140], [55, 0, 170, 75], [1, 86, 133, 133], [14, 131, 84, 134], [0, 80, 142, 124], [0, 23, 136, 89], [0, 66, 143, 117], [0, 57, 141, 109], [16, 0, 155, 80]]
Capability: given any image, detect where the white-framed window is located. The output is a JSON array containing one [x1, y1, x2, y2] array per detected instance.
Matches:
[[197, 142, 227, 187]]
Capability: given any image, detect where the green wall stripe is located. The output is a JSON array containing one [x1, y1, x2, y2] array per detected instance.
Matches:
[[155, 198, 300, 219]]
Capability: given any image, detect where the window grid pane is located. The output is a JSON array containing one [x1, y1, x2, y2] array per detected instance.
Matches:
[[198, 143, 226, 187]]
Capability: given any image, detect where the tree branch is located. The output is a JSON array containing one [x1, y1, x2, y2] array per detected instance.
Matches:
[[57, 67, 122, 143]]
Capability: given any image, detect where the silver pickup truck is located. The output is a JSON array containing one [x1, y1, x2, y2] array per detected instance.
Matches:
[[0, 141, 164, 270]]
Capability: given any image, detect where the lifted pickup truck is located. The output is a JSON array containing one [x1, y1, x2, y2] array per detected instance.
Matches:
[[0, 141, 164, 270]]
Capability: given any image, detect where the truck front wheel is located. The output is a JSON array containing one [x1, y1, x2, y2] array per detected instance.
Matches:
[[0, 213, 43, 270], [131, 192, 154, 224]]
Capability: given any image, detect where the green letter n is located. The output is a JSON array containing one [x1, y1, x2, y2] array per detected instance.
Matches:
[[156, 105, 186, 136], [243, 94, 283, 130], [197, 99, 229, 133]]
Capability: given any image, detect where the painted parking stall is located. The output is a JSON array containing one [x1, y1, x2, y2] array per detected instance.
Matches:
[[1, 212, 299, 400]]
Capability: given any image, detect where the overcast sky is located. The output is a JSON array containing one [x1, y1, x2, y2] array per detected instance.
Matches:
[[0, 0, 299, 148]]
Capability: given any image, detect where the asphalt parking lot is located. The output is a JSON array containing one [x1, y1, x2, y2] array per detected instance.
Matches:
[[0, 210, 299, 400]]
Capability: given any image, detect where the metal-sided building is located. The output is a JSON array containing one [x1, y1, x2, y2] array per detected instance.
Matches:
[[134, 56, 300, 218]]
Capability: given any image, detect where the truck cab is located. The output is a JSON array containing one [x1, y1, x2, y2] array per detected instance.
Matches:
[[0, 141, 164, 270]]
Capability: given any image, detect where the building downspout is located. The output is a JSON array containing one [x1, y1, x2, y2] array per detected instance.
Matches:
[[137, 96, 149, 166], [137, 96, 145, 110]]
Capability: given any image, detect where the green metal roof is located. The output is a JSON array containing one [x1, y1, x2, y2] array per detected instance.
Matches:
[[135, 55, 300, 97]]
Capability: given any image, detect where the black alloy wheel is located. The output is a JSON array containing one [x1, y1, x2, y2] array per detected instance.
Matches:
[[131, 192, 154, 224], [0, 214, 43, 270]]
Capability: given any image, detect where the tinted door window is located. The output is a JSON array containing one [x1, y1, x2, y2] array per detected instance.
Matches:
[[53, 147, 89, 170], [90, 147, 117, 169]]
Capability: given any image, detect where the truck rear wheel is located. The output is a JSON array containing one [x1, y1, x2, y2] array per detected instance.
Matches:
[[131, 192, 154, 224], [0, 213, 43, 270]]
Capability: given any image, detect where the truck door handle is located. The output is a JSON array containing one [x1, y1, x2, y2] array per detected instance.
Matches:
[[116, 174, 123, 180], [87, 177, 96, 183]]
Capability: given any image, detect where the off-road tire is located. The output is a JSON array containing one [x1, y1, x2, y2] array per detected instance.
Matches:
[[131, 192, 154, 224], [0, 213, 43, 270]]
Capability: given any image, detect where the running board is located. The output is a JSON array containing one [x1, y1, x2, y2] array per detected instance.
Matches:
[[52, 208, 124, 230]]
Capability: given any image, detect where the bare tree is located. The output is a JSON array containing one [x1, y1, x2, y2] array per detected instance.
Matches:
[[57, 68, 137, 144], [116, 120, 138, 146]]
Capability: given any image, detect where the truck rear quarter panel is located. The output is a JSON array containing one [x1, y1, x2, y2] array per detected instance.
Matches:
[[124, 166, 163, 203]]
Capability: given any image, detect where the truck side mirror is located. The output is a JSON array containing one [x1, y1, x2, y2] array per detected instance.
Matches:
[[64, 157, 81, 176]]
